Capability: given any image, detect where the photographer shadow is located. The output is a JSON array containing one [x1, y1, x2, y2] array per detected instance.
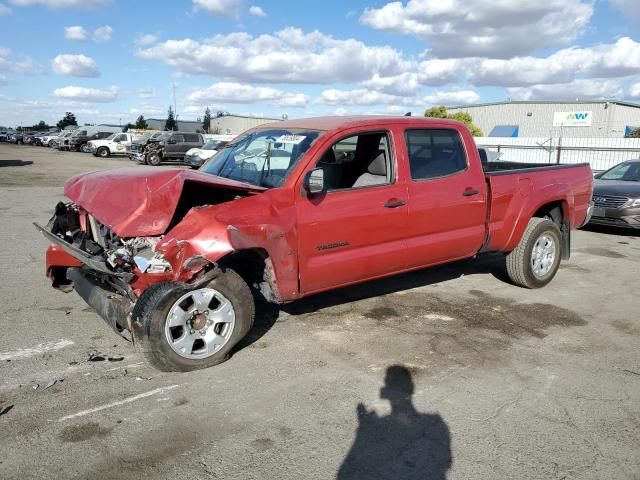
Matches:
[[337, 365, 452, 480]]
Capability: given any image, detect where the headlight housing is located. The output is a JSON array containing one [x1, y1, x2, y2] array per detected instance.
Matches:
[[627, 198, 640, 208]]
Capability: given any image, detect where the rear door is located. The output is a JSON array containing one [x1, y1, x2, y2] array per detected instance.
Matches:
[[296, 128, 408, 294], [403, 128, 487, 267], [183, 134, 202, 158]]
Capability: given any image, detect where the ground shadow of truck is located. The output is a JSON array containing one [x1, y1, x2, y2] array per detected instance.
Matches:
[[233, 253, 509, 352]]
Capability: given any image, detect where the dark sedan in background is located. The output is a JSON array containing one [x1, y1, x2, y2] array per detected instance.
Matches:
[[589, 159, 640, 229]]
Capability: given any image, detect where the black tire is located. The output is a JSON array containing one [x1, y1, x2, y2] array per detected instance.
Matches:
[[506, 218, 562, 289], [146, 151, 161, 166], [131, 269, 255, 372], [97, 147, 109, 158]]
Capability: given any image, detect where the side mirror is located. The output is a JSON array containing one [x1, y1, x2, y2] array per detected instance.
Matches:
[[593, 172, 603, 179], [304, 167, 325, 195]]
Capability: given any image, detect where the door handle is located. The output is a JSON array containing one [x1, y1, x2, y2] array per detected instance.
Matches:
[[384, 199, 406, 208], [462, 188, 480, 197]]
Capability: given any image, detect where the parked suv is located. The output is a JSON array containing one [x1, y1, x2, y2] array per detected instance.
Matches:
[[135, 132, 204, 166]]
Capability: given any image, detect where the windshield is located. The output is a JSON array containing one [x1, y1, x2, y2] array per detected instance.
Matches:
[[202, 140, 225, 150], [104, 133, 117, 141], [600, 162, 640, 181], [200, 128, 324, 188]]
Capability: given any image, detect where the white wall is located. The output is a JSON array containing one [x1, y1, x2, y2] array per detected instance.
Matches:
[[475, 136, 640, 171]]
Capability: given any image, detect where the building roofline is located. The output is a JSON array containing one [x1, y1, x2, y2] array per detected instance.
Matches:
[[448, 100, 640, 109], [146, 118, 203, 124], [213, 114, 282, 121]]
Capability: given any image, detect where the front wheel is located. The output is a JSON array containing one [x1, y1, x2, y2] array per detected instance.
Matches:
[[146, 152, 162, 166], [506, 218, 561, 289], [131, 269, 255, 372], [97, 147, 109, 158], [80, 143, 91, 153]]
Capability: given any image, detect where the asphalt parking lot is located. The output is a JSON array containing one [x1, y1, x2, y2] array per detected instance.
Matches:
[[0, 144, 639, 480]]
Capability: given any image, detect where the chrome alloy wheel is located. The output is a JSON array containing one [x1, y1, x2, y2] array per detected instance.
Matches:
[[164, 288, 236, 359], [531, 234, 556, 279]]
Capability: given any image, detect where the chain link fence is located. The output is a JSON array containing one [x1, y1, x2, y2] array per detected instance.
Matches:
[[475, 137, 640, 172]]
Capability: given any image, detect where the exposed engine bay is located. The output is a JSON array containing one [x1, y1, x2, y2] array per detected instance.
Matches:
[[47, 201, 173, 276]]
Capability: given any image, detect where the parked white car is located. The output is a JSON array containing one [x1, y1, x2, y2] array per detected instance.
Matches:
[[184, 134, 236, 168], [88, 131, 158, 158]]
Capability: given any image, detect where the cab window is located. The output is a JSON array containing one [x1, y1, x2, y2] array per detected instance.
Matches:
[[314, 131, 393, 191], [406, 129, 467, 180]]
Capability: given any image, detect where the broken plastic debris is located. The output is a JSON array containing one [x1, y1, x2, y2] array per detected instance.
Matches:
[[42, 379, 58, 390], [88, 353, 106, 362], [107, 356, 124, 362], [0, 405, 13, 416]]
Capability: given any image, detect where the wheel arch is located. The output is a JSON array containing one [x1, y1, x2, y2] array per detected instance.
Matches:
[[216, 248, 281, 303]]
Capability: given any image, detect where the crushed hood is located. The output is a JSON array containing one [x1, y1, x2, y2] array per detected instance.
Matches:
[[64, 167, 265, 237]]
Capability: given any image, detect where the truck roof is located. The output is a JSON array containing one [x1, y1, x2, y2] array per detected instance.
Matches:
[[259, 115, 465, 132]]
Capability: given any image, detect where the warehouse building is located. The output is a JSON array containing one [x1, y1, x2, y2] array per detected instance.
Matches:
[[447, 101, 640, 138], [145, 119, 203, 133], [210, 113, 282, 135]]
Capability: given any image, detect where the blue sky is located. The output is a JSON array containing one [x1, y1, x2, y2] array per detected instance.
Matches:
[[0, 0, 639, 127]]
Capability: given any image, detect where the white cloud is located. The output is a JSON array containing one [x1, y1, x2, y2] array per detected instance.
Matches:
[[51, 54, 99, 77], [0, 3, 12, 14], [192, 0, 244, 16], [188, 82, 309, 107], [92, 25, 112, 42], [53, 85, 119, 102], [630, 82, 640, 99], [316, 88, 412, 106], [418, 58, 465, 86], [360, 0, 593, 58], [507, 80, 623, 101], [138, 87, 155, 99], [0, 50, 42, 74], [424, 89, 480, 105], [610, 0, 640, 20], [135, 33, 158, 46], [361, 73, 421, 96], [248, 5, 265, 16], [469, 37, 640, 87], [64, 26, 87, 41], [136, 28, 410, 84], [9, 0, 111, 9], [0, 75, 7, 85]]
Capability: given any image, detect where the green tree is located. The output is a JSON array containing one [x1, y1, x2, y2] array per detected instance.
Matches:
[[423, 106, 449, 119], [134, 115, 149, 130], [202, 106, 212, 133], [424, 106, 483, 136], [164, 106, 177, 131], [56, 112, 78, 130], [33, 120, 49, 131], [629, 127, 640, 138]]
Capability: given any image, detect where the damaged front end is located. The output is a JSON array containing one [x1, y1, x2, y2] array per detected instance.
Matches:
[[34, 202, 176, 339]]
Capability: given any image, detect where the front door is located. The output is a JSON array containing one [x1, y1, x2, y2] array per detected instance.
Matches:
[[296, 130, 408, 294]]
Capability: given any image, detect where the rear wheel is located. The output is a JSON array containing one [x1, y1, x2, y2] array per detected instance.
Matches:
[[97, 147, 109, 158], [506, 218, 561, 289], [132, 269, 255, 372]]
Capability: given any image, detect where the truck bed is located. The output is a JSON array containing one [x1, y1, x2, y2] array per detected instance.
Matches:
[[482, 162, 593, 253], [483, 160, 590, 175]]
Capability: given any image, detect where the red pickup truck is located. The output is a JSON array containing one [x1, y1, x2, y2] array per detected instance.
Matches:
[[36, 116, 594, 371]]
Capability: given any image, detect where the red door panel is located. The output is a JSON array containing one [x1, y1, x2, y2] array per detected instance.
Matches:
[[297, 184, 408, 294]]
